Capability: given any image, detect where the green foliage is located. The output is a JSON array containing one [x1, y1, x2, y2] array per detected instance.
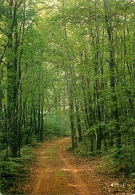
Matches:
[[44, 110, 70, 139], [0, 146, 34, 194], [98, 146, 135, 176], [73, 143, 92, 157], [0, 0, 135, 190], [130, 172, 135, 190]]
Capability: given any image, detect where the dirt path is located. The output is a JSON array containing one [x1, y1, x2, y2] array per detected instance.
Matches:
[[24, 138, 102, 195]]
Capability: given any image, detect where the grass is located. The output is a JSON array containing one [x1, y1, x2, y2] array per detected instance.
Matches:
[[53, 170, 66, 178], [45, 146, 57, 158]]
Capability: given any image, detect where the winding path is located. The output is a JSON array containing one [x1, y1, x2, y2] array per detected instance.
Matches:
[[25, 138, 102, 195]]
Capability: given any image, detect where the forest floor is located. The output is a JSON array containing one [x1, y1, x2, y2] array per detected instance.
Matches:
[[22, 138, 134, 195]]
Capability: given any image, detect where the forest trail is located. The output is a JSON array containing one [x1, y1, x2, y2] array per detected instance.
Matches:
[[24, 138, 102, 195]]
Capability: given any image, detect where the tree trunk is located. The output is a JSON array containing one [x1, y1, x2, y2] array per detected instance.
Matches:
[[104, 0, 121, 148]]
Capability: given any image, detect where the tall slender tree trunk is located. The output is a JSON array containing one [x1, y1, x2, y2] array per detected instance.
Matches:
[[75, 97, 82, 142], [104, 0, 121, 149]]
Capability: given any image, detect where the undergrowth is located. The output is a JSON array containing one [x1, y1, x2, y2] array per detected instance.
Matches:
[[66, 141, 135, 194], [0, 145, 34, 195], [68, 140, 135, 192], [72, 140, 135, 174]]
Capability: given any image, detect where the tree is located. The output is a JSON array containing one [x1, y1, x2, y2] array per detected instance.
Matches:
[[0, 0, 135, 183]]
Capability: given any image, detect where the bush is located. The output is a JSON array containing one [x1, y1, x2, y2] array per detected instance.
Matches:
[[99, 146, 135, 175], [0, 146, 34, 194]]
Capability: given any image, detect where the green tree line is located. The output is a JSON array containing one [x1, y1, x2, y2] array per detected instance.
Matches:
[[44, 0, 135, 174], [0, 0, 135, 193]]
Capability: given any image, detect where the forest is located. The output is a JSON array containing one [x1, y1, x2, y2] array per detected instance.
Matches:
[[0, 0, 135, 194]]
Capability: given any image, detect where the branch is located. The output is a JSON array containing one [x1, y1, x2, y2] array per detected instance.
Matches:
[[1, 60, 7, 66], [17, 0, 23, 8], [0, 40, 9, 65]]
